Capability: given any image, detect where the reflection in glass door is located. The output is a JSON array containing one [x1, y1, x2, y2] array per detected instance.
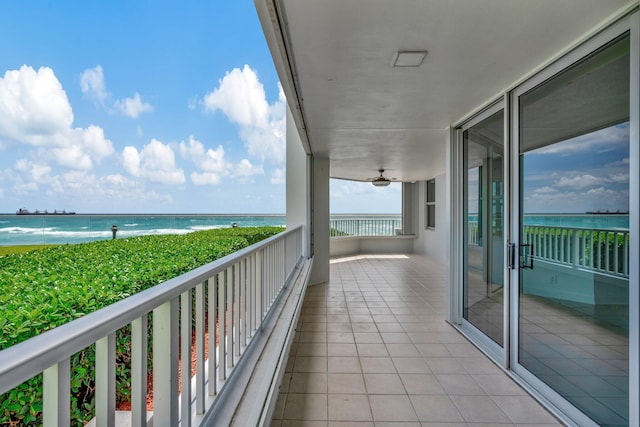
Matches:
[[463, 110, 504, 347], [517, 34, 630, 426]]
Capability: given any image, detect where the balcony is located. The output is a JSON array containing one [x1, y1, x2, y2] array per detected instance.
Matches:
[[3, 214, 629, 425], [272, 254, 561, 425], [0, 227, 308, 426]]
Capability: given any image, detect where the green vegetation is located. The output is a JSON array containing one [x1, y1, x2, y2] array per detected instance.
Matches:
[[0, 244, 58, 256], [0, 226, 283, 425], [330, 228, 350, 237]]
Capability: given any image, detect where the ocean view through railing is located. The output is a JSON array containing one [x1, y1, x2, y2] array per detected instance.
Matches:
[[0, 214, 404, 246], [0, 226, 305, 426], [330, 215, 402, 237]]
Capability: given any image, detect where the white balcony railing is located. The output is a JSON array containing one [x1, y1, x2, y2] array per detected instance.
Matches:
[[467, 221, 630, 278], [0, 226, 305, 426], [330, 216, 402, 237], [524, 225, 630, 278]]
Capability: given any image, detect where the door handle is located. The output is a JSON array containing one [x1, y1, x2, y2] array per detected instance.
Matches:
[[520, 243, 534, 269], [507, 243, 516, 269]]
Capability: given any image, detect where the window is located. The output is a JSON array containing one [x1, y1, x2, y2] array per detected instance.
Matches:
[[425, 179, 435, 229]]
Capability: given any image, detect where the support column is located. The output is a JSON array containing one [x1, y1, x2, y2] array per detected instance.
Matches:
[[310, 157, 330, 284], [286, 104, 330, 284], [402, 182, 418, 235], [286, 104, 311, 258]]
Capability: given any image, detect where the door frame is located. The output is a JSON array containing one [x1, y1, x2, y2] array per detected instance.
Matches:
[[450, 11, 637, 427], [507, 16, 633, 427], [453, 98, 508, 365]]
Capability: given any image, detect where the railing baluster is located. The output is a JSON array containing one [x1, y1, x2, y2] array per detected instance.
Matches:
[[605, 231, 611, 273], [218, 271, 227, 381], [43, 358, 70, 427], [243, 258, 250, 347], [180, 289, 192, 427], [584, 230, 589, 267], [257, 251, 263, 324], [597, 231, 603, 271], [153, 299, 179, 427], [208, 277, 217, 396], [226, 267, 234, 368], [614, 232, 620, 275], [96, 333, 116, 427], [624, 233, 629, 276], [195, 281, 205, 414], [589, 231, 594, 269], [131, 316, 147, 427], [234, 263, 241, 359], [239, 259, 246, 349], [572, 229, 579, 267], [249, 254, 256, 335]]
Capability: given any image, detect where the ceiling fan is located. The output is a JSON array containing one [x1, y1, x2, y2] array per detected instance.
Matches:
[[367, 169, 396, 187]]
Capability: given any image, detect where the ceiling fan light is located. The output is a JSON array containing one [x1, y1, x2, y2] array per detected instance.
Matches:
[[372, 177, 391, 187]]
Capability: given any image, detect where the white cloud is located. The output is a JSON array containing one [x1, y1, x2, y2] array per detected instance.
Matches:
[[270, 167, 285, 184], [555, 174, 602, 189], [122, 139, 185, 184], [80, 65, 108, 103], [532, 123, 629, 156], [122, 146, 141, 176], [80, 65, 153, 118], [179, 135, 264, 185], [203, 65, 285, 165], [0, 65, 73, 143], [0, 65, 114, 170], [180, 136, 229, 185], [585, 187, 617, 196], [609, 172, 629, 183], [532, 186, 558, 194], [233, 159, 263, 182], [115, 92, 153, 118]]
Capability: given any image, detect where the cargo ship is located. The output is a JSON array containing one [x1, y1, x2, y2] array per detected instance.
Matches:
[[16, 208, 76, 215]]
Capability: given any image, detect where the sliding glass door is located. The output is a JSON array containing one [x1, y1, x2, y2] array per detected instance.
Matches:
[[461, 106, 505, 353], [513, 33, 630, 427], [456, 19, 635, 427]]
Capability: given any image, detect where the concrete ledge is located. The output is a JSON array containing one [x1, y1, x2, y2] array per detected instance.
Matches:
[[330, 235, 416, 258], [200, 257, 313, 426]]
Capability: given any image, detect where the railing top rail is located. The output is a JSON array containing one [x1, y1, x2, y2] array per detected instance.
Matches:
[[0, 226, 302, 395], [523, 224, 629, 233]]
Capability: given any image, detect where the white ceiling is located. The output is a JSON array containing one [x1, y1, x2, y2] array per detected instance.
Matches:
[[259, 0, 635, 182]]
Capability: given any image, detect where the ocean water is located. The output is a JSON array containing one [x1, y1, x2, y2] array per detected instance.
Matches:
[[468, 214, 629, 231], [0, 214, 286, 246]]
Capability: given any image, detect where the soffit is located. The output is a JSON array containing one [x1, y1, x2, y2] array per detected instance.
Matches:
[[274, 0, 634, 182]]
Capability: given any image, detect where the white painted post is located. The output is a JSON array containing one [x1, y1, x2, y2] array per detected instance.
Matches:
[[208, 278, 217, 396], [234, 263, 241, 359], [96, 333, 116, 427], [218, 271, 227, 381], [153, 299, 179, 427], [180, 289, 192, 427], [195, 281, 205, 413], [43, 358, 70, 427], [131, 316, 148, 427], [226, 267, 234, 368], [256, 251, 263, 324]]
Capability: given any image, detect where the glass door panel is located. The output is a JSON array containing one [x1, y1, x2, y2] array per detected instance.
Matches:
[[463, 110, 505, 346], [517, 34, 630, 426]]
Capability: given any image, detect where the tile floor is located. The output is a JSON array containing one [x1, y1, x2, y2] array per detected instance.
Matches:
[[271, 254, 563, 426]]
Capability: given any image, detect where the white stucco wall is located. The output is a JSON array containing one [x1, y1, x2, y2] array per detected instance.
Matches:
[[413, 174, 448, 265], [285, 105, 310, 257]]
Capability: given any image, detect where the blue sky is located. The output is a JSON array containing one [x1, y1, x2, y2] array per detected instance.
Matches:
[[467, 122, 630, 215], [0, 1, 401, 214], [523, 123, 629, 214]]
